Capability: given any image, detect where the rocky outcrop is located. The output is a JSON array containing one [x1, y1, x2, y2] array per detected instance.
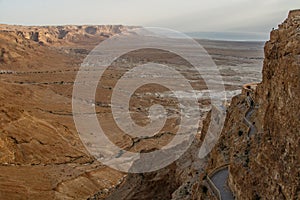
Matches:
[[229, 9, 299, 199]]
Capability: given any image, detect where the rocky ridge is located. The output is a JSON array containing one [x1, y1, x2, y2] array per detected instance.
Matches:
[[0, 24, 129, 46], [0, 24, 134, 68]]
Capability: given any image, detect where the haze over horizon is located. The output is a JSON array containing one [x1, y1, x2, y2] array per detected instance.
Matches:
[[0, 0, 299, 40]]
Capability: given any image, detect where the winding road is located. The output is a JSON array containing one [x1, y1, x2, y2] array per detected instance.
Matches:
[[244, 96, 257, 137], [207, 95, 258, 200], [210, 167, 234, 200]]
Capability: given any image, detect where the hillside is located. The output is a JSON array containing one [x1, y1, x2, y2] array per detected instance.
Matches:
[[0, 25, 128, 199]]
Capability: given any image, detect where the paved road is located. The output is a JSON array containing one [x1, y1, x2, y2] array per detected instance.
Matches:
[[244, 97, 257, 137], [208, 96, 257, 200], [210, 168, 234, 200]]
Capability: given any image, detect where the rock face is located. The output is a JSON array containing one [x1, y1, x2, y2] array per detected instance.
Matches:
[[196, 9, 300, 200], [227, 9, 300, 199], [100, 10, 300, 200]]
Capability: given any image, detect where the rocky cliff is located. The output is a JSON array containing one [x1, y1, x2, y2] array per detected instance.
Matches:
[[101, 10, 300, 200], [226, 9, 300, 199], [189, 9, 300, 200]]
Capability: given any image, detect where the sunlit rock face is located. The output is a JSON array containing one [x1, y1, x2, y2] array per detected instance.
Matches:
[[229, 9, 300, 199], [202, 10, 300, 200]]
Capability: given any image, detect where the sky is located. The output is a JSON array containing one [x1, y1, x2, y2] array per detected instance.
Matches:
[[0, 0, 299, 34]]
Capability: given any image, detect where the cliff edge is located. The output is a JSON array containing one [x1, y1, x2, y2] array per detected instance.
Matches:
[[203, 9, 300, 199]]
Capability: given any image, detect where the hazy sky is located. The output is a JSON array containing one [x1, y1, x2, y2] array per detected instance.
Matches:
[[0, 0, 299, 33]]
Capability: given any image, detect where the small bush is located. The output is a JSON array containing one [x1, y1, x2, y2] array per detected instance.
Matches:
[[202, 185, 208, 194], [238, 130, 243, 136]]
